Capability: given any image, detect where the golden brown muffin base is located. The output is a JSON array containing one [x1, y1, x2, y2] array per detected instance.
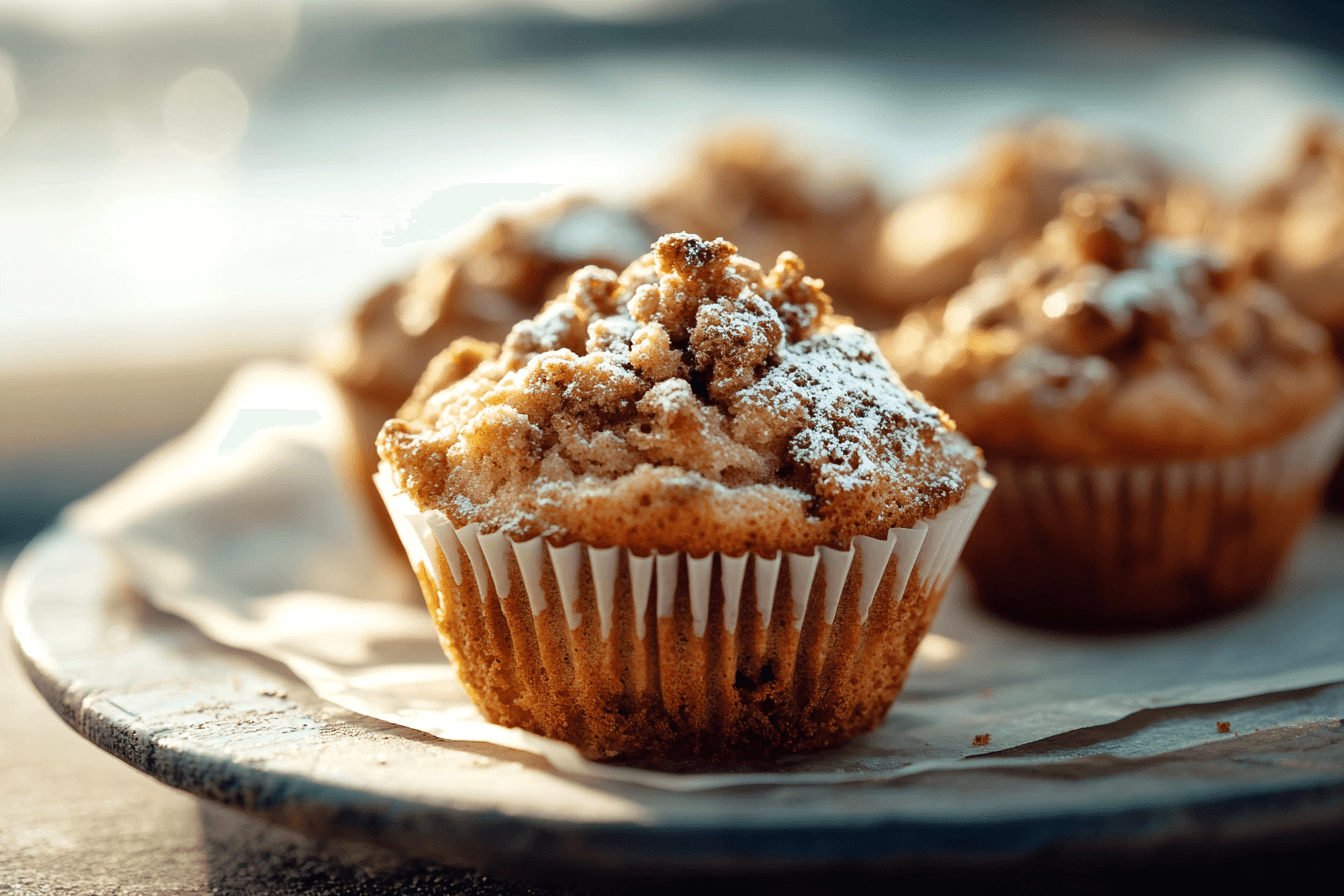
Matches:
[[966, 457, 1323, 633], [410, 540, 942, 763]]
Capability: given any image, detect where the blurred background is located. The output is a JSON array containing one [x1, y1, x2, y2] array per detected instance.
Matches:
[[4, 0, 1344, 552]]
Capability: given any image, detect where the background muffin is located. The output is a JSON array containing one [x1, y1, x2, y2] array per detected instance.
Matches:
[[1233, 120, 1344, 506], [1234, 119, 1344, 348], [378, 233, 990, 761], [872, 119, 1221, 322], [882, 185, 1344, 631]]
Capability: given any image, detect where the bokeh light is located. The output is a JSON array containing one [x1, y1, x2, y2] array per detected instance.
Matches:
[[162, 66, 249, 155]]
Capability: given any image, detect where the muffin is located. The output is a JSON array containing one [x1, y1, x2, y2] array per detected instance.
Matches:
[[1234, 119, 1344, 347], [313, 196, 655, 548], [642, 130, 892, 328], [375, 233, 991, 761], [872, 119, 1219, 321], [881, 185, 1344, 632], [1233, 120, 1344, 507]]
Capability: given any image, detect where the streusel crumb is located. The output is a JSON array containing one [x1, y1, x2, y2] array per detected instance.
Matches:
[[380, 233, 980, 556], [882, 184, 1341, 462]]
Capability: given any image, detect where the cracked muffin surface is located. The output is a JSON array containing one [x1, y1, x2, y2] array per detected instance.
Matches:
[[379, 233, 980, 557], [882, 185, 1341, 463]]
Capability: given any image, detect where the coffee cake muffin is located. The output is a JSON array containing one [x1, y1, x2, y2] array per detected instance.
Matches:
[[873, 119, 1219, 320], [376, 233, 991, 761], [1235, 120, 1344, 347], [881, 185, 1344, 631], [1233, 120, 1344, 507]]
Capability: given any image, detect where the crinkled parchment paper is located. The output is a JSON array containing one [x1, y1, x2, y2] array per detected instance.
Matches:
[[68, 363, 1344, 791]]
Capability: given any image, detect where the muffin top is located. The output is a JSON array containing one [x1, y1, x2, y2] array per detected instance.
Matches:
[[314, 196, 654, 409], [1235, 120, 1344, 335], [881, 185, 1341, 463], [379, 233, 981, 556], [874, 119, 1217, 315]]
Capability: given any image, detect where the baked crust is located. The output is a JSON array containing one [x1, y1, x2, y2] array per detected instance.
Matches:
[[379, 233, 980, 557], [881, 185, 1342, 463]]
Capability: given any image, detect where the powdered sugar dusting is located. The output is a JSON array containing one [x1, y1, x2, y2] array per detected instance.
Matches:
[[883, 184, 1343, 462], [380, 233, 980, 555]]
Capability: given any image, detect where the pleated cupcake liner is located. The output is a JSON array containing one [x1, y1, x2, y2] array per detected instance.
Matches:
[[375, 467, 994, 760], [968, 397, 1344, 631]]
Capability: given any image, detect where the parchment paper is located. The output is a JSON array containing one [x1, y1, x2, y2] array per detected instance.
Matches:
[[69, 362, 1344, 791]]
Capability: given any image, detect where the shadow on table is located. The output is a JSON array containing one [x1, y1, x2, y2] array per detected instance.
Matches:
[[197, 798, 1344, 896], [198, 801, 574, 896]]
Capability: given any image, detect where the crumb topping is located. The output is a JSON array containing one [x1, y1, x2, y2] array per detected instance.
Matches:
[[882, 185, 1342, 462], [380, 233, 980, 555], [874, 119, 1217, 314]]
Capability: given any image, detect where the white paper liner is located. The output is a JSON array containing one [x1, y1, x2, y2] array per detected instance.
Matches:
[[374, 468, 994, 640], [373, 465, 994, 760], [970, 396, 1344, 627], [992, 396, 1344, 515], [64, 363, 1344, 792]]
